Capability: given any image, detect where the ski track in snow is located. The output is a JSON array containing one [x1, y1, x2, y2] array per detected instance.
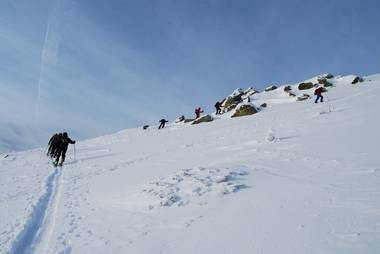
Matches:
[[9, 165, 63, 254]]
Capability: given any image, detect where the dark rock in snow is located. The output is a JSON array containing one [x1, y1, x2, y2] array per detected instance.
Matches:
[[231, 104, 258, 118], [298, 82, 314, 90], [191, 115, 213, 125], [317, 77, 327, 84], [265, 85, 277, 92], [284, 86, 292, 92], [184, 118, 195, 123], [317, 77, 333, 87], [223, 94, 243, 112], [243, 87, 259, 97], [225, 104, 238, 112], [297, 94, 310, 101], [260, 103, 267, 108], [175, 115, 185, 123], [352, 76, 364, 84]]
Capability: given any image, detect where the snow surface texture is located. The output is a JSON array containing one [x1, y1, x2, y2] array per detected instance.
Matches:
[[141, 167, 248, 208], [1, 74, 380, 253]]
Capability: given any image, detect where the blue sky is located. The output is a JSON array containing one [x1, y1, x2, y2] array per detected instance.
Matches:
[[0, 0, 379, 150]]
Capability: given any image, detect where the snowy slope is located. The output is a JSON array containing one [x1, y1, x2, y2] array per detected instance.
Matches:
[[1, 74, 380, 254]]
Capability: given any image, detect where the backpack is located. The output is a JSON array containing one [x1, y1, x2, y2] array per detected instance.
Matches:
[[314, 88, 322, 95]]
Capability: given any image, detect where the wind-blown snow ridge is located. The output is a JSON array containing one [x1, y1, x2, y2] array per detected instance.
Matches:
[[9, 166, 62, 254]]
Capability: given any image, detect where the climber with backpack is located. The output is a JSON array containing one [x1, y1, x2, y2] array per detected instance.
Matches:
[[49, 133, 64, 158], [158, 119, 169, 129], [47, 133, 58, 157], [314, 86, 325, 103], [54, 132, 76, 166], [214, 101, 222, 115], [195, 107, 204, 119]]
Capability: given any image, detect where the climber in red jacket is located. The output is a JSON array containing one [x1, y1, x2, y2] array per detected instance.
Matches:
[[195, 107, 204, 119]]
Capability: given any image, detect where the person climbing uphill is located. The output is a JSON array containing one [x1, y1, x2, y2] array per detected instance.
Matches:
[[195, 107, 203, 119], [214, 101, 222, 115], [158, 119, 168, 129], [54, 132, 76, 166], [47, 133, 58, 157], [314, 86, 324, 103], [52, 133, 64, 158], [48, 133, 64, 158]]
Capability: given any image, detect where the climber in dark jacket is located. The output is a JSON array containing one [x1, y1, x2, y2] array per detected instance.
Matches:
[[54, 132, 75, 166], [215, 101, 222, 115], [47, 133, 58, 157], [158, 119, 168, 129], [49, 133, 63, 158]]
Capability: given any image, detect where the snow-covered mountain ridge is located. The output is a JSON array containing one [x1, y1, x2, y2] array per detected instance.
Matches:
[[0, 73, 379, 254]]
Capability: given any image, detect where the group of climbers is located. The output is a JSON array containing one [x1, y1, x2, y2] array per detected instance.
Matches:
[[156, 85, 326, 129], [45, 83, 328, 166], [42, 79, 328, 168], [47, 132, 76, 166]]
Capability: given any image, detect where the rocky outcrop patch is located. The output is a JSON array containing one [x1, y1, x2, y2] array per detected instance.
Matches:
[[298, 82, 314, 90], [184, 118, 195, 123], [297, 94, 311, 101], [231, 104, 258, 118], [318, 77, 333, 87], [175, 115, 185, 123], [352, 76, 364, 84], [265, 85, 277, 92], [191, 115, 213, 125]]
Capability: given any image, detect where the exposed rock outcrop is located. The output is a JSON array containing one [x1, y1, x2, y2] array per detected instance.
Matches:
[[243, 87, 259, 97], [191, 115, 213, 125], [175, 115, 185, 123], [317, 77, 333, 87], [352, 76, 364, 84], [231, 104, 258, 118], [296, 94, 311, 101], [298, 82, 314, 90], [265, 85, 277, 92], [184, 119, 195, 123]]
